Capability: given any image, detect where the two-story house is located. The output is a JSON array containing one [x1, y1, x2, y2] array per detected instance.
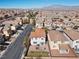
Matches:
[[64, 30, 79, 53], [29, 28, 46, 46], [47, 30, 69, 50]]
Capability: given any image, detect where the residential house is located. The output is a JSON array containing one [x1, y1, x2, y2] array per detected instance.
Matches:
[[22, 16, 29, 24], [35, 19, 44, 28], [2, 25, 12, 40], [52, 20, 65, 30], [10, 25, 17, 34], [44, 20, 52, 30], [2, 19, 22, 33], [47, 30, 69, 50], [29, 28, 46, 46], [11, 25, 16, 31], [64, 30, 79, 53], [51, 44, 76, 57], [64, 20, 74, 30]]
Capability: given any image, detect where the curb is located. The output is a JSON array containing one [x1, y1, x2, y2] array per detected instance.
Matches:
[[21, 48, 26, 59]]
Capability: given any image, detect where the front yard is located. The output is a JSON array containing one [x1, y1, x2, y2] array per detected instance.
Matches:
[[27, 51, 49, 57]]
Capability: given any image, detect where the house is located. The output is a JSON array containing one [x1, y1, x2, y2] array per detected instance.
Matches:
[[50, 44, 76, 57], [10, 25, 17, 34], [64, 20, 74, 30], [36, 20, 43, 28], [2, 25, 12, 40], [3, 25, 10, 37], [47, 30, 69, 50], [2, 18, 23, 26], [15, 17, 23, 25], [64, 30, 79, 53], [2, 18, 22, 30], [44, 20, 52, 30], [22, 16, 29, 24], [11, 25, 16, 31], [29, 28, 46, 46]]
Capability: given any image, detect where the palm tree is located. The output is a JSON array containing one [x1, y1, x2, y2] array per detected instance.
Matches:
[[27, 11, 38, 26]]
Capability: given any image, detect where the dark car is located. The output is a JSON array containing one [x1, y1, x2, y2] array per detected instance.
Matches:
[[0, 35, 5, 44]]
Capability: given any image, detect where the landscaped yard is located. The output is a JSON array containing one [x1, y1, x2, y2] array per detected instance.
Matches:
[[27, 51, 49, 57], [23, 36, 30, 47]]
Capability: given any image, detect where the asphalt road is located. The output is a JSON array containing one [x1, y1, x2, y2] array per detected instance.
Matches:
[[0, 24, 32, 59]]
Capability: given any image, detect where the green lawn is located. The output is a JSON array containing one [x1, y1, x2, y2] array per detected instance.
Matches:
[[23, 36, 30, 48], [27, 51, 49, 57]]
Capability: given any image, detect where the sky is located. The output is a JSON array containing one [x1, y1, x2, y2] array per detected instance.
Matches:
[[0, 0, 79, 8]]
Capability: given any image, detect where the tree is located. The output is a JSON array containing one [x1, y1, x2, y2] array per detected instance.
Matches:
[[0, 17, 3, 20], [27, 11, 38, 26], [4, 14, 9, 19], [75, 14, 78, 18], [64, 16, 68, 18], [23, 37, 30, 47], [0, 46, 4, 51], [69, 19, 71, 21], [59, 19, 63, 22]]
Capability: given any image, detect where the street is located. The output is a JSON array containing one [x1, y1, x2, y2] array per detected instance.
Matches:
[[0, 24, 32, 59]]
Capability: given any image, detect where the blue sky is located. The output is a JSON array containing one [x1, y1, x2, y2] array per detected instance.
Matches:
[[0, 0, 79, 8]]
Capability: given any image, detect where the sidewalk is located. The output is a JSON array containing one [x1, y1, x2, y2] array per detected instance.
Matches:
[[0, 50, 6, 57], [21, 48, 27, 59]]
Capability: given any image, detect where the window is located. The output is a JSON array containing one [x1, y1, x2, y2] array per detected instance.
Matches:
[[41, 42, 44, 45], [76, 41, 79, 43], [41, 37, 44, 40], [54, 41, 57, 43], [33, 42, 37, 44], [37, 44, 40, 46]]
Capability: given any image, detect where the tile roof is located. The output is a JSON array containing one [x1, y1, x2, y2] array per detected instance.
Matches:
[[2, 20, 20, 26], [64, 30, 79, 41], [30, 28, 46, 38], [51, 44, 76, 57], [48, 30, 68, 41]]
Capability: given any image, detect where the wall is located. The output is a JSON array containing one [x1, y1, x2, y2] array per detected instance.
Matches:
[[30, 37, 45, 46]]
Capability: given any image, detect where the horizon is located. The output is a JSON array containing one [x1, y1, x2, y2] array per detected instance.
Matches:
[[0, 0, 79, 8]]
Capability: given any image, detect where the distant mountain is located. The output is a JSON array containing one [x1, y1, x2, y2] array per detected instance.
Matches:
[[41, 5, 79, 10]]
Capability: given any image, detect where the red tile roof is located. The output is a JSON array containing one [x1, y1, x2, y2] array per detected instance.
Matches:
[[30, 28, 46, 38]]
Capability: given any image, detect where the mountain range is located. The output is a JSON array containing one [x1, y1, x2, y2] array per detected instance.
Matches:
[[41, 5, 79, 10]]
